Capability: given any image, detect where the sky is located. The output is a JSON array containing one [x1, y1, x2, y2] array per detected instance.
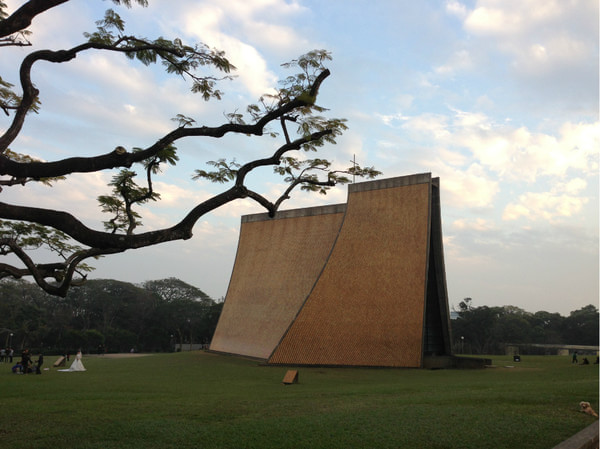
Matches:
[[1, 0, 598, 315]]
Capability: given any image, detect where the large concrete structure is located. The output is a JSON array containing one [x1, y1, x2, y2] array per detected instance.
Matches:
[[210, 173, 453, 368]]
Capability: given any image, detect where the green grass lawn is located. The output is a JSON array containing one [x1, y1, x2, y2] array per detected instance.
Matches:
[[0, 351, 597, 448]]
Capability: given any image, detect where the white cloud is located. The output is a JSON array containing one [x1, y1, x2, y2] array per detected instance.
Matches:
[[395, 107, 599, 184], [511, 33, 590, 76], [463, 0, 574, 37], [402, 113, 451, 140], [377, 113, 410, 127], [435, 49, 473, 76], [175, 0, 311, 98], [398, 107, 599, 184], [557, 178, 587, 195], [434, 163, 499, 209], [182, 9, 277, 98], [151, 182, 212, 208], [445, 1, 468, 20], [440, 0, 598, 116], [464, 2, 526, 35], [452, 217, 495, 232], [455, 119, 600, 182], [503, 179, 590, 222], [462, 0, 597, 74], [209, 0, 308, 53], [379, 105, 597, 222]]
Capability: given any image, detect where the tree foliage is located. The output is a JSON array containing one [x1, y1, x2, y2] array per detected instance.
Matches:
[[452, 298, 599, 354], [0, 1, 381, 296], [0, 277, 221, 352]]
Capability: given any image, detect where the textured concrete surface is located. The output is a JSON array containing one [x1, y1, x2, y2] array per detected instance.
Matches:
[[210, 205, 344, 359], [269, 178, 431, 367], [211, 173, 453, 368]]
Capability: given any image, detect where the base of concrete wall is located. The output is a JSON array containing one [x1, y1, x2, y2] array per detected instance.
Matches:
[[551, 422, 599, 449], [423, 355, 491, 369]]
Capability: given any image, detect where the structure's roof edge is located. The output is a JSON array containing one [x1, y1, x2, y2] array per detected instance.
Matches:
[[242, 203, 347, 223], [349, 173, 432, 194], [242, 174, 434, 223]]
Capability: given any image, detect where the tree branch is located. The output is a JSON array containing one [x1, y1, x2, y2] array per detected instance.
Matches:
[[1, 40, 215, 153], [0, 56, 331, 179], [234, 129, 332, 188], [0, 181, 241, 250], [0, 0, 69, 39], [0, 33, 347, 296]]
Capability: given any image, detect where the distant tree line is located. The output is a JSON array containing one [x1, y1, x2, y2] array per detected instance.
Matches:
[[0, 278, 223, 354], [452, 298, 599, 355]]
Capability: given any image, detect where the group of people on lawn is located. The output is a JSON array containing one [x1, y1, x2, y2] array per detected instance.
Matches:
[[0, 347, 14, 363], [10, 349, 86, 374], [571, 351, 599, 365], [11, 348, 43, 374]]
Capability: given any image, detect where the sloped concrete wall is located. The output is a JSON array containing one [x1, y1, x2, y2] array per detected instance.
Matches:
[[209, 205, 345, 359], [268, 175, 432, 367]]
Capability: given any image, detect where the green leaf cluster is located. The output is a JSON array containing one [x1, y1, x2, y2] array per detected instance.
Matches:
[[97, 144, 178, 234], [0, 220, 94, 274], [98, 169, 158, 234], [138, 143, 179, 174], [84, 9, 234, 101], [275, 158, 381, 196], [192, 159, 241, 184], [195, 50, 381, 206], [0, 77, 39, 116], [110, 0, 149, 7], [0, 0, 381, 294]]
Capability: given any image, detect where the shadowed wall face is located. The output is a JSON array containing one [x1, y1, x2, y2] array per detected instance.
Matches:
[[269, 182, 430, 367], [209, 210, 344, 359]]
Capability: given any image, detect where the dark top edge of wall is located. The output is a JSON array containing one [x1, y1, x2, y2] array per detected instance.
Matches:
[[241, 174, 438, 223], [242, 203, 347, 223], [349, 173, 433, 194]]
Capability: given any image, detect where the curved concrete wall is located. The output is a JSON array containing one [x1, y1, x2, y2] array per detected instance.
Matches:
[[268, 177, 431, 367], [210, 173, 452, 368], [209, 205, 345, 359]]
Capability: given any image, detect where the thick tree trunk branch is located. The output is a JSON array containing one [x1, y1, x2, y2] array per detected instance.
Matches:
[[1, 41, 196, 153], [0, 183, 246, 250], [0, 29, 339, 296], [0, 44, 331, 178], [0, 127, 331, 258], [0, 0, 69, 38]]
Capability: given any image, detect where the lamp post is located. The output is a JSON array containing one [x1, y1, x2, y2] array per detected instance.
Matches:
[[460, 336, 464, 354]]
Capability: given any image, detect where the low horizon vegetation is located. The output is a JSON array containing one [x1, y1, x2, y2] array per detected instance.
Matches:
[[2, 277, 597, 359], [0, 351, 597, 448], [452, 299, 598, 355]]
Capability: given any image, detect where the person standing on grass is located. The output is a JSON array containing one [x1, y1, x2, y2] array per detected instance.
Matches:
[[572, 351, 578, 364], [8, 348, 13, 363], [20, 349, 31, 374], [35, 353, 44, 374], [58, 350, 86, 372]]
